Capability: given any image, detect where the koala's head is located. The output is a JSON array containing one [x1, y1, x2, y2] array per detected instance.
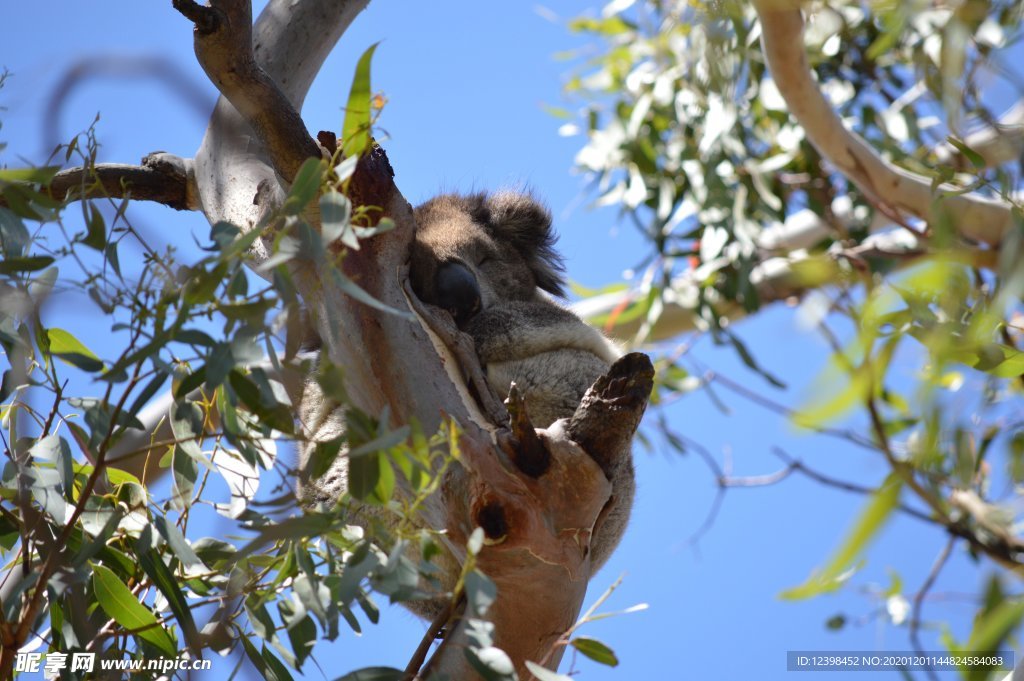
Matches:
[[410, 192, 565, 327]]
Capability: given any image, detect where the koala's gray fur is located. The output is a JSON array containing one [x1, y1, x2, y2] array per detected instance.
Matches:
[[297, 191, 633, 616]]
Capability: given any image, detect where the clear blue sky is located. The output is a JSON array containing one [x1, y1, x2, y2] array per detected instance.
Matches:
[[0, 2, 1001, 680]]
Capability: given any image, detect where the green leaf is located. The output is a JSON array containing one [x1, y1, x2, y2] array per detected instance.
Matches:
[[171, 444, 198, 510], [341, 43, 380, 158], [781, 474, 903, 600], [965, 600, 1024, 654], [0, 513, 18, 551], [47, 327, 103, 372], [826, 614, 847, 630], [320, 190, 357, 248], [174, 365, 207, 399], [136, 538, 201, 654], [568, 16, 635, 36], [973, 345, 1024, 378], [465, 646, 517, 681], [26, 466, 69, 524], [233, 514, 335, 561], [793, 365, 871, 429], [0, 207, 30, 257], [464, 570, 496, 618], [29, 435, 73, 497], [241, 636, 295, 681], [126, 371, 169, 419], [570, 636, 619, 667], [524, 661, 574, 681], [308, 438, 344, 479], [83, 203, 106, 250], [0, 255, 55, 275], [328, 268, 414, 321], [279, 603, 316, 670], [347, 451, 395, 504], [283, 158, 327, 215], [348, 425, 410, 458], [0, 166, 61, 184], [293, 573, 332, 631], [945, 136, 986, 169], [91, 563, 177, 656], [153, 515, 204, 568], [246, 595, 279, 644], [229, 369, 295, 434], [354, 590, 379, 624]]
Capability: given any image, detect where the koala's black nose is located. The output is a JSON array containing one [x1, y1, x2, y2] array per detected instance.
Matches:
[[436, 261, 481, 327]]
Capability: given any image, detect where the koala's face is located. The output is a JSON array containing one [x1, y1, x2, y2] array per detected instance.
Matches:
[[410, 192, 565, 327]]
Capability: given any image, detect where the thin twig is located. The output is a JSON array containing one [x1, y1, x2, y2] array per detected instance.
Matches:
[[415, 594, 466, 680], [403, 595, 459, 680], [770, 448, 935, 524], [909, 537, 955, 681], [706, 368, 877, 451]]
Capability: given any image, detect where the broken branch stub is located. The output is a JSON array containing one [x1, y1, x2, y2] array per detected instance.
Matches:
[[504, 383, 551, 478], [568, 352, 655, 475], [430, 354, 653, 678]]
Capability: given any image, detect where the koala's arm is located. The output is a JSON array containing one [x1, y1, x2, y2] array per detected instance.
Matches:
[[465, 300, 621, 367]]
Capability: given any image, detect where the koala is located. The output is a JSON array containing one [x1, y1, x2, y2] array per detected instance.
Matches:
[[297, 190, 632, 615], [409, 193, 623, 424]]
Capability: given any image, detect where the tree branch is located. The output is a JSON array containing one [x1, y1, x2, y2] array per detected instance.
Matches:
[[178, 2, 655, 675], [754, 1, 1016, 247], [189, 0, 369, 249], [573, 226, 924, 342], [0, 153, 195, 211], [174, 0, 322, 183]]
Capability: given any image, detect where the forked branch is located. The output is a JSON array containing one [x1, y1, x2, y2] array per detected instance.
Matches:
[[173, 0, 322, 182]]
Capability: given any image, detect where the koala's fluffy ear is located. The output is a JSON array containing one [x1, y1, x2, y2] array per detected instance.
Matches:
[[476, 192, 566, 298]]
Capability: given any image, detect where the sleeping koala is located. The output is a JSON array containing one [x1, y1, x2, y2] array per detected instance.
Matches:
[[409, 193, 623, 426], [298, 191, 633, 613]]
